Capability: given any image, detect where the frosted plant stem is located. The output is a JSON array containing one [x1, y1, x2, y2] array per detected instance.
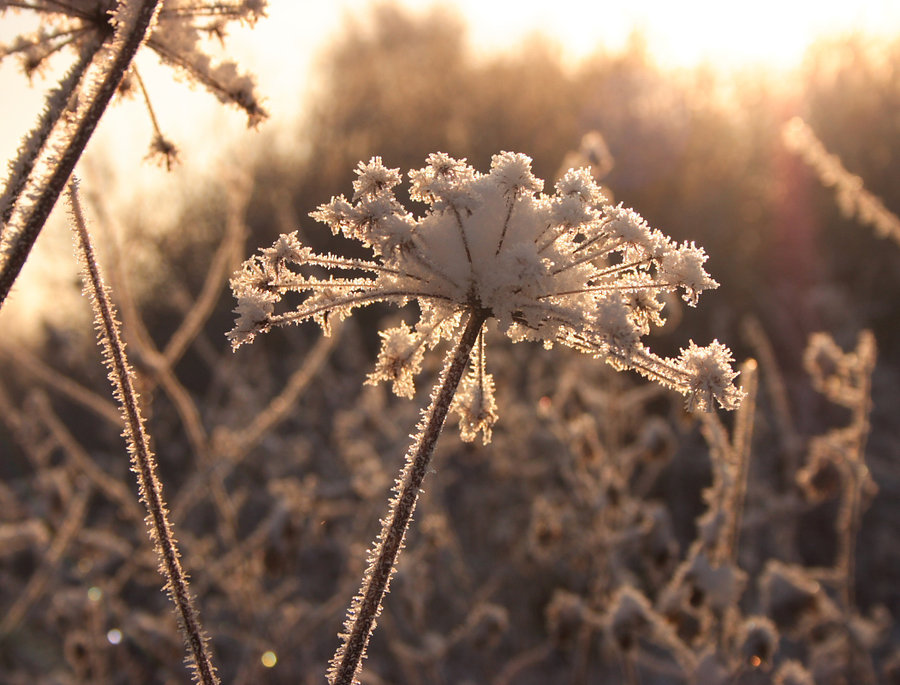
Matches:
[[0, 34, 103, 228], [67, 180, 219, 685], [330, 307, 489, 685], [0, 0, 164, 310], [839, 333, 875, 613], [724, 359, 758, 563]]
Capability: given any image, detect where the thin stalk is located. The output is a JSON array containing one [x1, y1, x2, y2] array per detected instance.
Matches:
[[494, 198, 515, 255], [329, 307, 489, 685], [67, 180, 219, 685], [724, 359, 758, 564], [450, 204, 474, 264], [0, 0, 164, 310], [838, 332, 876, 612], [0, 33, 103, 228]]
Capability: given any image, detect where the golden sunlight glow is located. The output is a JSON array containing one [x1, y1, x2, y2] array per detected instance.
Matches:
[[0, 0, 896, 340], [448, 0, 900, 69]]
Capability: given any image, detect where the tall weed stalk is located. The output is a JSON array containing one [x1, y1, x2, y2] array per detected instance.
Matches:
[[67, 178, 219, 685]]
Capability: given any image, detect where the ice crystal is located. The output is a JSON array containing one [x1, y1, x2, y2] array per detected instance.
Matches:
[[230, 152, 741, 441]]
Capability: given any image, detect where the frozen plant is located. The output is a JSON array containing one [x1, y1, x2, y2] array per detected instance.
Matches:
[[229, 152, 742, 684], [0, 0, 267, 308], [66, 179, 218, 684], [0, 1, 268, 140], [782, 117, 900, 248]]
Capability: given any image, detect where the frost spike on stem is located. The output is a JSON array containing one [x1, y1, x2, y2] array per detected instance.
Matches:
[[330, 308, 489, 685]]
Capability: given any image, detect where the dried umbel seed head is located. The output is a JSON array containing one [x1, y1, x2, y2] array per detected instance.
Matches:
[[658, 551, 746, 645], [682, 552, 747, 614], [527, 495, 570, 560], [4, 1, 268, 116], [636, 416, 677, 463], [464, 604, 509, 649], [632, 504, 679, 574], [230, 152, 742, 443]]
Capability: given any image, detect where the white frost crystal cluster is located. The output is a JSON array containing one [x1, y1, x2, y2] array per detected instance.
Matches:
[[229, 152, 741, 440]]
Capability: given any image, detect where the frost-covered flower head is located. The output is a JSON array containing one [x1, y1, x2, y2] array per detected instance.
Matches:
[[229, 152, 742, 441]]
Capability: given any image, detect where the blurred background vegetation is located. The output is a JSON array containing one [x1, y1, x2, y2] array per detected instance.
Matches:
[[1, 2, 900, 683]]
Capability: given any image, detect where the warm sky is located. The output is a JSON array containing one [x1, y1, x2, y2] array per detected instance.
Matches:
[[1, 0, 899, 336], [2, 0, 900, 167]]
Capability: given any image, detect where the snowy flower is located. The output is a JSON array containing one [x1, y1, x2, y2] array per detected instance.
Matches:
[[229, 152, 742, 441]]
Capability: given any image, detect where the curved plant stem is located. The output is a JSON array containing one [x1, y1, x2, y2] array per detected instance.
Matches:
[[67, 179, 219, 685], [330, 307, 489, 685]]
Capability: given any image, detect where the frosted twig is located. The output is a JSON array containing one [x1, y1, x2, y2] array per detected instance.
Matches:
[[67, 178, 219, 685], [783, 117, 900, 247], [329, 309, 488, 684], [0, 0, 165, 310]]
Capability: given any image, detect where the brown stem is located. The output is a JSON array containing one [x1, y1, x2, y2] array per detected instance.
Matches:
[[330, 307, 489, 685], [67, 180, 219, 685]]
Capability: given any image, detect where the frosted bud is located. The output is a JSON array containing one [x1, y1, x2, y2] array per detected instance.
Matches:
[[490, 151, 543, 198], [366, 323, 426, 399], [352, 157, 402, 200], [555, 167, 604, 203], [660, 242, 718, 305], [228, 295, 273, 346], [604, 203, 653, 247], [678, 340, 743, 412], [452, 365, 498, 444]]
